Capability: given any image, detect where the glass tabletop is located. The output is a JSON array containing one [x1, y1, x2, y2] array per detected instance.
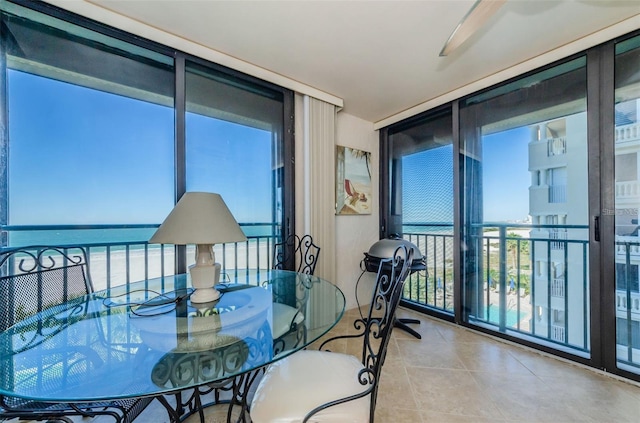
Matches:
[[0, 269, 345, 402]]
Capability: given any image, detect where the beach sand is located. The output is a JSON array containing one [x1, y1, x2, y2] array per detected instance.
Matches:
[[86, 242, 272, 291]]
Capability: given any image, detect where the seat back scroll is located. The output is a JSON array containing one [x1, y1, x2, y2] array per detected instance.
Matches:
[[0, 245, 156, 423]]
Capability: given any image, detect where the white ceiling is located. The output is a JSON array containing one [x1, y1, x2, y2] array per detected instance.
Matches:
[[81, 0, 640, 124]]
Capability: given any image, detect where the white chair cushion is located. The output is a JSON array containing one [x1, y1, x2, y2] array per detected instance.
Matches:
[[251, 350, 370, 423], [272, 303, 305, 339]]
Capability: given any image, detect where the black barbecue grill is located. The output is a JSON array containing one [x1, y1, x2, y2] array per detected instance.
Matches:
[[364, 236, 426, 273], [363, 235, 426, 339]]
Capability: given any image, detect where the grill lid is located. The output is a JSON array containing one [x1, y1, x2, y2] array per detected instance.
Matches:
[[367, 236, 422, 259]]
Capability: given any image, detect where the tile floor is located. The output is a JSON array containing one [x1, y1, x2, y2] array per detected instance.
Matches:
[[22, 307, 640, 422], [183, 307, 640, 422]]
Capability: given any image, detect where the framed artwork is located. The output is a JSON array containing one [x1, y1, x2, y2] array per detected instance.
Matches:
[[336, 146, 372, 215]]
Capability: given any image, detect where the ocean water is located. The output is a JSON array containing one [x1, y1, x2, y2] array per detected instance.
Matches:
[[403, 224, 454, 235], [8, 225, 277, 250]]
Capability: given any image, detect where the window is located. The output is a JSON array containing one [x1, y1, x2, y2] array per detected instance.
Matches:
[[459, 56, 589, 350], [617, 318, 640, 350], [615, 153, 637, 182], [0, 1, 293, 287], [615, 34, 640, 373], [384, 108, 454, 315], [616, 264, 639, 293], [381, 27, 640, 381], [184, 60, 287, 270], [2, 1, 175, 238]]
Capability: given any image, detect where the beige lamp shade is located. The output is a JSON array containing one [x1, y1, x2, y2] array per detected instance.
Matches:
[[150, 192, 247, 245], [150, 192, 247, 303]]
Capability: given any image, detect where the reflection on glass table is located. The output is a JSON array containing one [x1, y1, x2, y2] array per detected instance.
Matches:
[[0, 269, 345, 423]]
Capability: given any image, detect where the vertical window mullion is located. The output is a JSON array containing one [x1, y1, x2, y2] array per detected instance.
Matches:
[[175, 54, 187, 275]]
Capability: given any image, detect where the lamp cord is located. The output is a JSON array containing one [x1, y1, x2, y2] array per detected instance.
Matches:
[[102, 288, 201, 317]]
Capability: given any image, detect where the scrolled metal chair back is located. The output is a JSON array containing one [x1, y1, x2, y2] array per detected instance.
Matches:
[[0, 246, 93, 332], [0, 245, 155, 423], [0, 246, 94, 411], [273, 234, 320, 275], [362, 244, 413, 414], [319, 244, 413, 420]]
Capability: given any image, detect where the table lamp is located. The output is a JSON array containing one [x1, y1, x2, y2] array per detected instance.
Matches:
[[149, 192, 247, 303]]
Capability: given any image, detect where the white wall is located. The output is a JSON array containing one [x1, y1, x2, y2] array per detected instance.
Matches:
[[334, 113, 379, 310]]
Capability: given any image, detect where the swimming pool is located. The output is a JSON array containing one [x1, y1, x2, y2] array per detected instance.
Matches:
[[472, 306, 529, 328]]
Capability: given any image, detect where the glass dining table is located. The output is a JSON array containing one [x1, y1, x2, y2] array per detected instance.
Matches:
[[0, 269, 346, 422]]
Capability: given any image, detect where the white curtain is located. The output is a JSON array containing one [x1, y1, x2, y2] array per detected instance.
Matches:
[[300, 95, 337, 283]]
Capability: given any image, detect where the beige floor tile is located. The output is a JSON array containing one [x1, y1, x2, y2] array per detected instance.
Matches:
[[407, 367, 505, 419], [421, 410, 506, 422], [397, 337, 467, 370], [376, 406, 425, 422], [539, 373, 640, 422], [377, 360, 419, 410], [30, 306, 640, 423], [470, 371, 590, 422], [455, 341, 534, 374]]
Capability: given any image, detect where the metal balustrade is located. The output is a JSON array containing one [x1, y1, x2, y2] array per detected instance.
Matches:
[[404, 225, 455, 314], [3, 223, 640, 370], [402, 223, 590, 353], [402, 222, 640, 369], [0, 224, 279, 291], [551, 277, 565, 298], [547, 136, 567, 156], [615, 122, 640, 144]]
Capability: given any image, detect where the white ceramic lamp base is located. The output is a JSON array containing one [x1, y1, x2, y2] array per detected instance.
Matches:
[[189, 261, 222, 303]]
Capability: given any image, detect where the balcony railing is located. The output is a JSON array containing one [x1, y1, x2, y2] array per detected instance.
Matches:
[[550, 230, 567, 250], [616, 180, 640, 201], [547, 136, 567, 156], [403, 222, 640, 370], [617, 291, 640, 314], [0, 223, 279, 290], [4, 222, 640, 371], [549, 185, 566, 203], [403, 224, 455, 314], [551, 324, 566, 342], [403, 223, 591, 355], [551, 277, 565, 297], [615, 122, 640, 144]]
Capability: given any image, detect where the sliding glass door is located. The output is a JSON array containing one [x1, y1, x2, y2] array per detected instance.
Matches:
[[381, 30, 640, 381], [459, 58, 591, 356], [386, 109, 454, 315], [614, 34, 640, 374]]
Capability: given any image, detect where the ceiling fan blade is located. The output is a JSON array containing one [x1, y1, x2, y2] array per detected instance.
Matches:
[[439, 0, 506, 57]]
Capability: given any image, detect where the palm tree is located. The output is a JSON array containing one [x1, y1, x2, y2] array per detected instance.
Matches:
[[506, 232, 528, 269], [350, 148, 371, 179]]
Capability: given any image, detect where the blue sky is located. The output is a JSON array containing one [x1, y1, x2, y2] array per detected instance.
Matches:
[[10, 68, 530, 228], [481, 127, 531, 222], [8, 70, 273, 225]]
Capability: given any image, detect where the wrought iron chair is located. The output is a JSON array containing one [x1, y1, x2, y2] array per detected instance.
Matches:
[[251, 244, 414, 422], [271, 234, 320, 352], [0, 246, 155, 423], [273, 234, 320, 275]]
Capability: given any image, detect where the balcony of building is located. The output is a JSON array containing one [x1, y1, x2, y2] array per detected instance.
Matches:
[[616, 180, 640, 206], [616, 235, 640, 266], [615, 122, 640, 145]]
